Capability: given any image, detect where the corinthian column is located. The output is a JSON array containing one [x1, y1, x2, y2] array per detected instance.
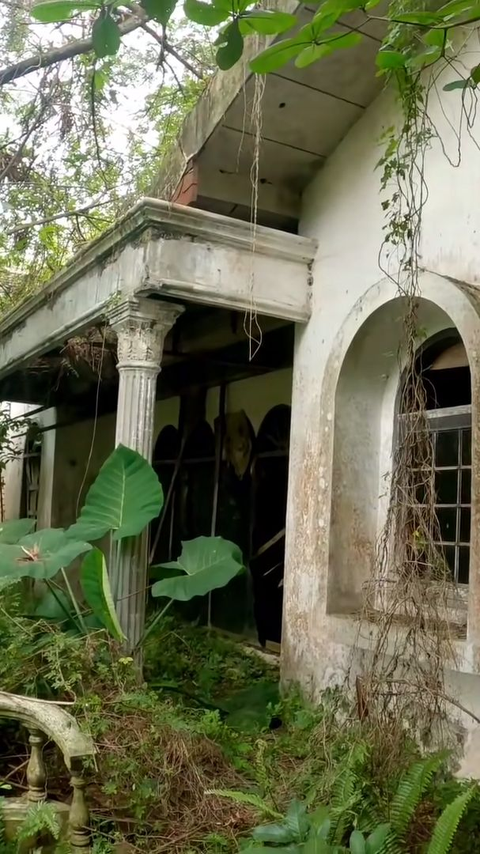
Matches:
[[109, 296, 184, 650]]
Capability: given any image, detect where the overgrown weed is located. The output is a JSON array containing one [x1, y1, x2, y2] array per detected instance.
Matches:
[[0, 603, 478, 852]]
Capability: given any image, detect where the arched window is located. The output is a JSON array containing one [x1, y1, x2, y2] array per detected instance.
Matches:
[[401, 330, 471, 584]]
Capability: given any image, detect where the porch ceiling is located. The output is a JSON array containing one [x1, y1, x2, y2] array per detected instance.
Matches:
[[0, 199, 316, 383], [152, 3, 386, 230]]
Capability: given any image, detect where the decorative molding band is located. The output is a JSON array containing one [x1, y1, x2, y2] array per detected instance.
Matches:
[[138, 278, 311, 323], [0, 199, 316, 341]]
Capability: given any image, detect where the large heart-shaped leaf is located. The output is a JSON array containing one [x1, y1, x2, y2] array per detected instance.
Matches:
[[67, 444, 163, 542], [80, 548, 125, 641], [0, 529, 91, 580], [33, 588, 77, 628], [151, 536, 244, 601], [0, 518, 36, 544]]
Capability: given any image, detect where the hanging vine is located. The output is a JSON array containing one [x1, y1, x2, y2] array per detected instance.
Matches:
[[355, 16, 480, 745]]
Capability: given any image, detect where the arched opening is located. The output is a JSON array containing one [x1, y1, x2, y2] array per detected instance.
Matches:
[[330, 298, 462, 614]]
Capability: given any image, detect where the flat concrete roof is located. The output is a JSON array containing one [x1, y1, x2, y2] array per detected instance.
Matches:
[[152, 2, 386, 229]]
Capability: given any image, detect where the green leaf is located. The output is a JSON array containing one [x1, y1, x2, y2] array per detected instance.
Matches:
[[309, 10, 343, 32], [80, 548, 125, 641], [184, 0, 229, 25], [141, 0, 177, 25], [67, 444, 163, 542], [304, 835, 331, 854], [365, 824, 391, 854], [309, 807, 330, 831], [285, 800, 309, 840], [295, 31, 362, 68], [242, 848, 300, 853], [31, 0, 99, 21], [0, 518, 35, 544], [250, 36, 305, 72], [376, 49, 406, 70], [427, 787, 476, 854], [92, 12, 121, 58], [33, 588, 75, 625], [252, 822, 296, 844], [439, 0, 480, 21], [295, 42, 332, 67], [391, 755, 445, 836], [0, 529, 92, 580], [151, 535, 244, 601], [423, 28, 446, 47], [471, 63, 480, 83], [443, 78, 469, 90], [407, 44, 442, 68], [150, 564, 184, 582], [238, 9, 296, 35], [394, 11, 442, 23], [438, 0, 476, 15], [216, 20, 244, 69], [350, 830, 366, 854]]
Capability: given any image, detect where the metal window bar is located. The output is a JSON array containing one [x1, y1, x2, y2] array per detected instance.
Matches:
[[398, 406, 472, 584]]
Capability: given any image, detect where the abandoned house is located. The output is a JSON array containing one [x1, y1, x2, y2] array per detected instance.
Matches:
[[3, 7, 480, 763]]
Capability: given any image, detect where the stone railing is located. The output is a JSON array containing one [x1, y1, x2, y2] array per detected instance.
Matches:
[[0, 692, 96, 852]]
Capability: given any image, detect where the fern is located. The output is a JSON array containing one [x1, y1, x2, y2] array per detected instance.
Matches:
[[205, 789, 282, 819], [330, 742, 369, 844], [16, 802, 60, 844], [427, 786, 477, 854], [390, 753, 444, 837]]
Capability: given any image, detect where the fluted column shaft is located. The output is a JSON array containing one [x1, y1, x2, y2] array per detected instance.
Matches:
[[109, 297, 183, 649]]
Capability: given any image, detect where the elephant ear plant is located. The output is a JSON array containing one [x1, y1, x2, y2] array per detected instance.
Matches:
[[0, 444, 245, 646]]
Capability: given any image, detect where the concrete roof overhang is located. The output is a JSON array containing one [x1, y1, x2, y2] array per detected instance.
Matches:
[[0, 199, 317, 385], [152, 2, 386, 230]]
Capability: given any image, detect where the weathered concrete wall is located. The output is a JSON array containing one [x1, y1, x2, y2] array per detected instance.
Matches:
[[283, 34, 480, 735]]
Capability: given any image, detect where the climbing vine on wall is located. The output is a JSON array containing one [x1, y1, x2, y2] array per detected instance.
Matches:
[[355, 9, 480, 738]]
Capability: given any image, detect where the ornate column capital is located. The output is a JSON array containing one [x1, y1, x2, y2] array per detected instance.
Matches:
[[108, 296, 184, 371]]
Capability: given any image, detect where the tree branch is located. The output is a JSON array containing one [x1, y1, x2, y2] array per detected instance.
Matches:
[[141, 21, 203, 78], [0, 15, 144, 86], [7, 198, 110, 234], [165, 39, 204, 79]]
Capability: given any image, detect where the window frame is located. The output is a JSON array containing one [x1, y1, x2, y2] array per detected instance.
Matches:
[[397, 404, 471, 587]]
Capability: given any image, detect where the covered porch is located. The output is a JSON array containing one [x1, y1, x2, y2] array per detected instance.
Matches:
[[0, 199, 317, 649]]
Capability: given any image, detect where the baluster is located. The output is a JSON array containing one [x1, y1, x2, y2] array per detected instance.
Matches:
[[69, 760, 91, 853], [26, 728, 46, 803]]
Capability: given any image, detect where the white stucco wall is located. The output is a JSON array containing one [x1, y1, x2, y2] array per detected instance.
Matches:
[[283, 34, 480, 738]]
